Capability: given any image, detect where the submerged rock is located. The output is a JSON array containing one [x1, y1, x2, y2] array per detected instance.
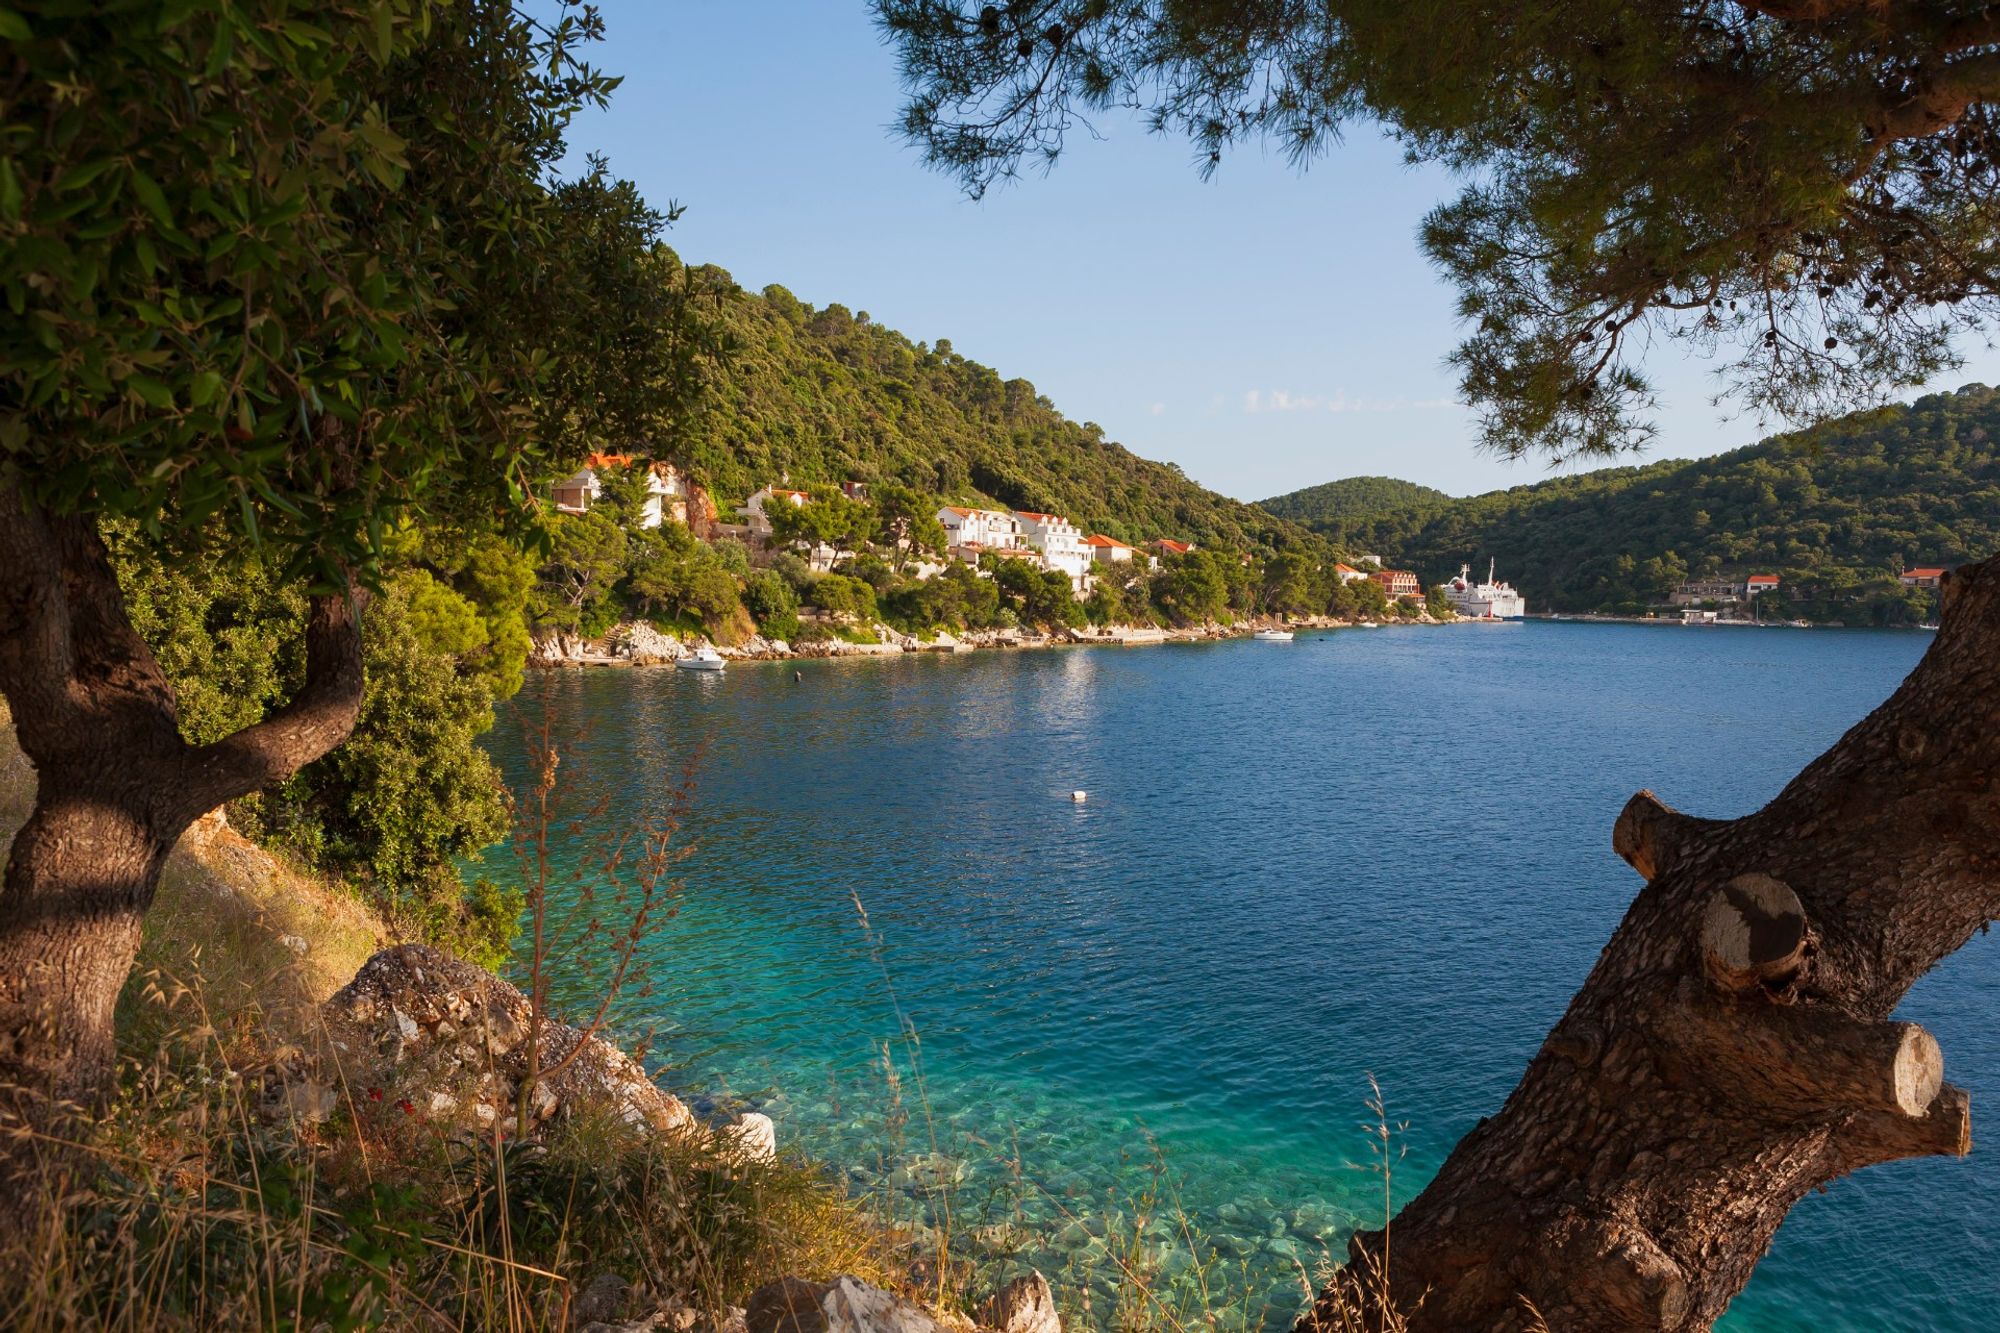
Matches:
[[321, 943, 695, 1139]]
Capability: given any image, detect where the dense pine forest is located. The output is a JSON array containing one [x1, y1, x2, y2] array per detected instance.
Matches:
[[1262, 386, 2000, 621]]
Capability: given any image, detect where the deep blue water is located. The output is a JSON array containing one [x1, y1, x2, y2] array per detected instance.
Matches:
[[482, 623, 1997, 1331]]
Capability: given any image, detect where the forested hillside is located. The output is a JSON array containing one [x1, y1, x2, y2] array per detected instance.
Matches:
[[1261, 386, 2000, 620], [1258, 476, 1451, 534], [670, 257, 1305, 552]]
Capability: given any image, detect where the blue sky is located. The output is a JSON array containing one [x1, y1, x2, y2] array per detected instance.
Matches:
[[563, 1, 2000, 500]]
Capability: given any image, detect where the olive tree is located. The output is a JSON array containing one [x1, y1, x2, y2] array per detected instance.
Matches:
[[0, 0, 707, 1196]]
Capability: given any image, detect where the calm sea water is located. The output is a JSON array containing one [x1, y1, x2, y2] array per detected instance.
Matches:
[[483, 623, 1997, 1332]]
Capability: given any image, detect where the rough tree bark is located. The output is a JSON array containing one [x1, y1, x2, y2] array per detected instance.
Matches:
[[1302, 558, 1997, 1331], [0, 484, 366, 1205]]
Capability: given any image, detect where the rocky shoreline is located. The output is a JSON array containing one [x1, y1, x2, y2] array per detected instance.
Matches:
[[531, 612, 1463, 670]]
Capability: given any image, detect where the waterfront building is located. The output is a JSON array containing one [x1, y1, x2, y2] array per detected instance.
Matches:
[[1671, 577, 1744, 606], [1900, 567, 1949, 589], [1746, 574, 1780, 597], [937, 505, 1023, 554], [1014, 511, 1092, 584], [1373, 568, 1422, 601], [1332, 562, 1369, 584]]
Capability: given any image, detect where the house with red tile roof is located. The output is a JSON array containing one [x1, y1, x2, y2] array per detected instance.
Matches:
[[1150, 538, 1193, 557], [1900, 566, 1949, 589], [1745, 574, 1780, 595], [1373, 568, 1421, 601], [1332, 562, 1368, 584], [936, 505, 1023, 554], [740, 484, 811, 537]]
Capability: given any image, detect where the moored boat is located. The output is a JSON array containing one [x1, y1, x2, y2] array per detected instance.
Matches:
[[1252, 628, 1295, 642], [676, 645, 727, 672], [1440, 559, 1527, 619]]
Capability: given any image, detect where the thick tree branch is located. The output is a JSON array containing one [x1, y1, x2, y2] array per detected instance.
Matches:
[[1612, 789, 1714, 882], [0, 483, 80, 745], [174, 588, 368, 825], [0, 483, 184, 774], [1869, 53, 2000, 142]]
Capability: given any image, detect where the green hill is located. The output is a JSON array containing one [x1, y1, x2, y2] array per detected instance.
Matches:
[[671, 258, 1308, 553], [1259, 386, 2000, 622], [1258, 476, 1452, 533]]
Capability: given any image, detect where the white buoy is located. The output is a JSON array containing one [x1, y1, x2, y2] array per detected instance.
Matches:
[[1071, 790, 1088, 803]]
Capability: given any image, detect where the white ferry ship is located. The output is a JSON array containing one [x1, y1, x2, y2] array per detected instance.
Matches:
[[1441, 560, 1526, 619]]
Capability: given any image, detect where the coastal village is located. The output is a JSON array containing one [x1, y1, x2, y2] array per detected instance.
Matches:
[[538, 455, 1489, 665]]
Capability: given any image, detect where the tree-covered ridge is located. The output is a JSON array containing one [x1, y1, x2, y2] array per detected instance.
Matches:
[[672, 263, 1307, 553], [1257, 476, 1452, 529], [1266, 385, 2000, 619]]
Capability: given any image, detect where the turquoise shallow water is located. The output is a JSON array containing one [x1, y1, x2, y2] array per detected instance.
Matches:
[[482, 623, 1997, 1331]]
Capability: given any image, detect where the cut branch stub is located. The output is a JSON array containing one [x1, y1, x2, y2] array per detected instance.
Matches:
[[1612, 789, 1685, 881], [1842, 1082, 1972, 1169], [1671, 994, 1947, 1121], [1700, 873, 1808, 993]]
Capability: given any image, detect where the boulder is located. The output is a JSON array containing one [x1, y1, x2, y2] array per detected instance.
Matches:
[[616, 622, 690, 664], [746, 1277, 954, 1333], [723, 1110, 778, 1163], [975, 1273, 1059, 1333], [532, 631, 597, 665], [322, 943, 695, 1139]]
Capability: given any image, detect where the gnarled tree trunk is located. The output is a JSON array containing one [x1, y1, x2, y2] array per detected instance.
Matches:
[[0, 485, 366, 1210], [1303, 558, 1997, 1331]]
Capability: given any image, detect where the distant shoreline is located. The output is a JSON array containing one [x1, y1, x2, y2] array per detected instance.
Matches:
[[1525, 612, 1937, 631], [530, 611, 1481, 670]]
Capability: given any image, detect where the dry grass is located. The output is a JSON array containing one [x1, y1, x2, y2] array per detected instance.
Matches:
[[0, 715, 893, 1331]]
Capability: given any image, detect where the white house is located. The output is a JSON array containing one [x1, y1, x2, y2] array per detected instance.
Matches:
[[552, 455, 687, 529], [1332, 562, 1369, 585], [937, 505, 1023, 556], [1014, 511, 1091, 585], [741, 484, 811, 538]]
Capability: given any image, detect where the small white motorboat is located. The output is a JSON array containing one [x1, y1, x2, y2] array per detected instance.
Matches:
[[1358, 621, 1380, 629], [676, 645, 727, 672], [1252, 628, 1295, 642]]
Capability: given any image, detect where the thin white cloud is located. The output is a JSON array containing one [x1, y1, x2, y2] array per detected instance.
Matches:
[[1149, 402, 1165, 416], [1243, 388, 1464, 415]]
